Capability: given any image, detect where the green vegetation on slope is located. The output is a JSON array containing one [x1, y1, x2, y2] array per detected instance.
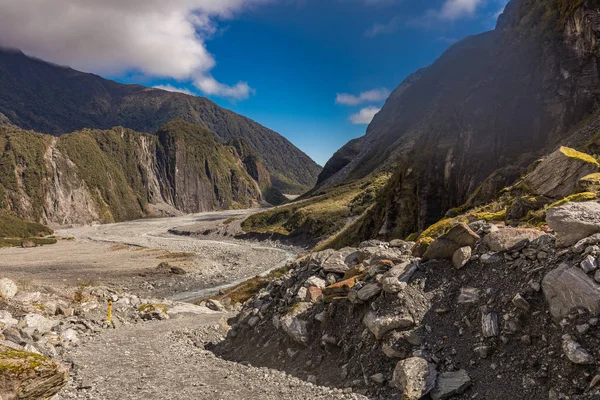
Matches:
[[0, 127, 52, 221], [58, 128, 154, 222], [241, 174, 390, 243]]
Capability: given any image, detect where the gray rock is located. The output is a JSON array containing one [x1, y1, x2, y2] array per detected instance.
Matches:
[[431, 370, 472, 400], [370, 373, 386, 384], [357, 283, 381, 301], [480, 253, 503, 265], [23, 314, 58, 335], [381, 277, 407, 294], [206, 299, 225, 312], [280, 302, 311, 345], [457, 287, 480, 304], [562, 335, 595, 365], [483, 228, 547, 252], [391, 357, 437, 400], [542, 264, 600, 319], [363, 310, 414, 339], [546, 202, 600, 247], [573, 233, 600, 254], [247, 316, 260, 328], [581, 255, 599, 273], [452, 247, 471, 269], [423, 223, 480, 261], [0, 278, 17, 299], [482, 312, 499, 337]]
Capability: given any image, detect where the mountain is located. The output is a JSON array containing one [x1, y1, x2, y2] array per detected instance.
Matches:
[[0, 49, 321, 194], [0, 120, 266, 225], [313, 0, 600, 240]]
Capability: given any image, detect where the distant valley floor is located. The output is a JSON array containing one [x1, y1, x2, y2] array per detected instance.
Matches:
[[0, 209, 299, 299]]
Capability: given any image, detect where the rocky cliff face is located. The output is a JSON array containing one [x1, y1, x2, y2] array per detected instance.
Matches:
[[0, 120, 264, 225], [317, 0, 600, 239], [0, 49, 321, 194]]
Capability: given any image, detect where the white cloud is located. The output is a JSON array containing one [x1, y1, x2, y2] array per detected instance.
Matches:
[[336, 88, 390, 106], [194, 76, 255, 101], [153, 84, 195, 95], [0, 0, 266, 100], [438, 0, 484, 20], [350, 106, 380, 124]]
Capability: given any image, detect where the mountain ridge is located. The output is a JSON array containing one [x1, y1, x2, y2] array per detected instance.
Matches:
[[0, 48, 320, 194]]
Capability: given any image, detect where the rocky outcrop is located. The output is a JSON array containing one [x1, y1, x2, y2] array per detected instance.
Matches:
[[522, 147, 600, 198], [217, 215, 600, 399], [0, 345, 69, 399], [546, 201, 600, 246]]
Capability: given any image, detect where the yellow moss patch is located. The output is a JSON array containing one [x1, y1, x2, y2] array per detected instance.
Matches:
[[472, 209, 507, 222], [418, 218, 458, 241], [0, 345, 47, 374], [548, 192, 597, 209], [559, 146, 599, 165]]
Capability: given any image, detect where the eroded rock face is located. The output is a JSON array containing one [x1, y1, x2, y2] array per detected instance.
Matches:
[[522, 147, 599, 198], [391, 357, 437, 400], [0, 345, 69, 400], [280, 302, 312, 345], [546, 202, 600, 247], [542, 264, 600, 319]]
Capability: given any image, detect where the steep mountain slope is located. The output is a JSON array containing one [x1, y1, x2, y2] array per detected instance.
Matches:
[[314, 0, 600, 239], [0, 49, 320, 194], [0, 120, 264, 225]]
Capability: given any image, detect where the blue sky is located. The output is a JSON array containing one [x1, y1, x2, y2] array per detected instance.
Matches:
[[1, 0, 509, 166]]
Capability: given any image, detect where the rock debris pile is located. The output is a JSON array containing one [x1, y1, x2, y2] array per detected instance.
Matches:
[[216, 201, 600, 400]]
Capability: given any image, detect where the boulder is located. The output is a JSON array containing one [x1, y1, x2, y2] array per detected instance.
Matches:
[[452, 247, 471, 269], [546, 202, 600, 247], [423, 223, 480, 261], [522, 147, 599, 198], [542, 264, 600, 319], [22, 314, 58, 335], [391, 357, 437, 400], [363, 310, 414, 339], [0, 278, 17, 299], [483, 228, 547, 252], [431, 370, 472, 400], [0, 345, 69, 399], [280, 302, 312, 345]]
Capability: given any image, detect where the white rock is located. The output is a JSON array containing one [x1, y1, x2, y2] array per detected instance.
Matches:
[[0, 278, 17, 299], [0, 310, 18, 327], [23, 313, 58, 334], [305, 276, 326, 289], [61, 328, 79, 344], [391, 357, 437, 400], [452, 247, 471, 269]]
